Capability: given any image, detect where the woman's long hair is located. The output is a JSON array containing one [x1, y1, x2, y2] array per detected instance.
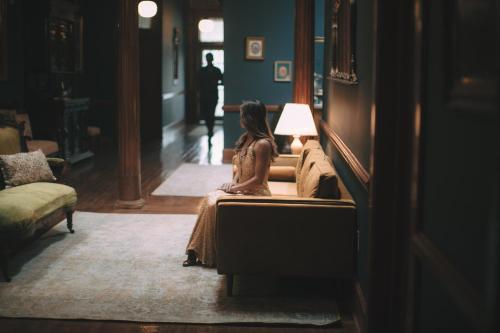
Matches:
[[235, 100, 279, 160]]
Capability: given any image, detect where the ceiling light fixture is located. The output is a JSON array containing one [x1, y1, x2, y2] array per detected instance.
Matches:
[[198, 19, 214, 33], [138, 1, 158, 18]]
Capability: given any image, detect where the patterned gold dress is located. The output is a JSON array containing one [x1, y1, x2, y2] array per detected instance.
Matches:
[[185, 139, 272, 267]]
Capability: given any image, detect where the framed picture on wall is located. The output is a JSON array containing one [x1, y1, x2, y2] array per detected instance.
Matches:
[[274, 61, 292, 82], [245, 36, 265, 60]]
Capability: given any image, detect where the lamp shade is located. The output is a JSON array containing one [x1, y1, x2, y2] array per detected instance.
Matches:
[[274, 103, 318, 136]]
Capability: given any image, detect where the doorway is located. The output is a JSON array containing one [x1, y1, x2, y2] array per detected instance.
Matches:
[[201, 49, 224, 118]]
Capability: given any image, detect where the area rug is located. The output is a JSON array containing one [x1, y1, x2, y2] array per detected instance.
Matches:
[[0, 212, 340, 325], [151, 163, 233, 197]]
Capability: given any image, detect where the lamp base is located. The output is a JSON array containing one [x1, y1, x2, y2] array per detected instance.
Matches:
[[290, 135, 303, 155]]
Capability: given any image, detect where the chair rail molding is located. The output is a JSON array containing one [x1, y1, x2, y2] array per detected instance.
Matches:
[[320, 120, 370, 188]]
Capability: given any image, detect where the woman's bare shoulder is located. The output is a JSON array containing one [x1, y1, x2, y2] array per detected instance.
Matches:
[[253, 138, 272, 154]]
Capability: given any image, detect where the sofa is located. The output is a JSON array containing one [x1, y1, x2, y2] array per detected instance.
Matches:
[[0, 122, 77, 282], [217, 140, 356, 296]]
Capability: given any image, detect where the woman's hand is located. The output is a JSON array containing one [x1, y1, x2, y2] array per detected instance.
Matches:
[[218, 182, 234, 193]]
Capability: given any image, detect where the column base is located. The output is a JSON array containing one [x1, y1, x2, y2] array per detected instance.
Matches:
[[115, 198, 146, 209]]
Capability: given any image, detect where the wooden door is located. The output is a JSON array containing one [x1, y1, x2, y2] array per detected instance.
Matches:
[[368, 1, 499, 332]]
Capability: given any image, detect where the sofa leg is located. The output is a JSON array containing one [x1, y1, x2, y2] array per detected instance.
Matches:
[[227, 274, 234, 297], [1, 245, 11, 282], [66, 211, 74, 234]]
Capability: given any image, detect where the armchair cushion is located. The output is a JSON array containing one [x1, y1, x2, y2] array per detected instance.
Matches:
[[0, 150, 56, 187], [0, 182, 77, 238], [26, 140, 59, 156], [0, 126, 21, 155]]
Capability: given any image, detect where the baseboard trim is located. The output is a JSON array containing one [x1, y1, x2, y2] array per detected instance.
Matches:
[[222, 104, 282, 113], [320, 121, 370, 188], [353, 281, 367, 333], [223, 149, 235, 163]]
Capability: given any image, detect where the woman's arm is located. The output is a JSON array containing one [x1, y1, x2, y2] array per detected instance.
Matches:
[[226, 139, 271, 193]]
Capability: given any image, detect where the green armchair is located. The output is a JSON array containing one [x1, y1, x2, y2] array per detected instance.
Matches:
[[0, 122, 77, 282]]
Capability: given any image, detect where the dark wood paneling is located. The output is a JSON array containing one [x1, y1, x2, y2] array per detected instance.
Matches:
[[116, 0, 144, 207], [411, 232, 487, 329], [293, 0, 314, 106], [320, 121, 370, 187]]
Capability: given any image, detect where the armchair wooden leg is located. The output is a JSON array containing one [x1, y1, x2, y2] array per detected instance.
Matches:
[[1, 245, 11, 282], [227, 274, 234, 297], [66, 211, 75, 233]]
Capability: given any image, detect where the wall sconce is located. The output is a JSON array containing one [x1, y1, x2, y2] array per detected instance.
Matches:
[[138, 1, 158, 18], [198, 19, 214, 33]]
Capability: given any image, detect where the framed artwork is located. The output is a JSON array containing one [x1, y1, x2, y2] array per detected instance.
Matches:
[[245, 36, 264, 60], [329, 0, 358, 84], [48, 18, 75, 73], [0, 0, 8, 81], [274, 61, 292, 82]]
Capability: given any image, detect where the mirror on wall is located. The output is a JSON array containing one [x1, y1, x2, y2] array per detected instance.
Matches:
[[328, 0, 358, 85]]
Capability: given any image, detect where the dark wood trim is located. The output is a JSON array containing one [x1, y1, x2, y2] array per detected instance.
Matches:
[[366, 0, 415, 332], [223, 148, 235, 163], [411, 232, 488, 331], [293, 0, 314, 107], [115, 0, 144, 208], [222, 104, 282, 113], [353, 281, 367, 333], [320, 121, 370, 187]]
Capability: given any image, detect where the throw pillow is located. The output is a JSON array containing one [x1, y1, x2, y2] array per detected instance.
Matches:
[[0, 150, 56, 187]]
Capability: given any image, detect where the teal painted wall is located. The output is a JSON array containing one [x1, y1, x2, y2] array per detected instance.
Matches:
[[323, 0, 375, 297], [222, 0, 294, 148]]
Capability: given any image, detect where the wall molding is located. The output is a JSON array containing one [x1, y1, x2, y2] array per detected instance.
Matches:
[[320, 120, 370, 188], [222, 104, 281, 113], [412, 232, 489, 331], [162, 90, 185, 101]]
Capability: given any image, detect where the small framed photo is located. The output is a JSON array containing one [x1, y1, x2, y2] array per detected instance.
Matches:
[[245, 36, 265, 60], [274, 61, 292, 82]]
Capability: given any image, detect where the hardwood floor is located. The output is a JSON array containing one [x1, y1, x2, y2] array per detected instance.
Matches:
[[0, 124, 357, 333]]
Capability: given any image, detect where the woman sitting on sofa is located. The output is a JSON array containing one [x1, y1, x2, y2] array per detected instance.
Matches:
[[183, 100, 278, 267]]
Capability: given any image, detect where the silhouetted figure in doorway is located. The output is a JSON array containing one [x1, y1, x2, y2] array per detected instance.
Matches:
[[199, 53, 223, 139]]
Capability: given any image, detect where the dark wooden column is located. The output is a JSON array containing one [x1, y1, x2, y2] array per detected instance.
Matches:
[[115, 0, 145, 209], [293, 0, 315, 107]]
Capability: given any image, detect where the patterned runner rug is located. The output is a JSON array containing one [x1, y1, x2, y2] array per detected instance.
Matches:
[[0, 212, 340, 325], [151, 163, 233, 197]]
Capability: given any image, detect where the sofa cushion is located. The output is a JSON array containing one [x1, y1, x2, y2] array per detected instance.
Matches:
[[269, 181, 298, 196], [295, 140, 322, 192], [301, 158, 339, 199], [269, 166, 296, 181], [0, 182, 77, 237], [0, 150, 56, 187], [298, 149, 325, 196]]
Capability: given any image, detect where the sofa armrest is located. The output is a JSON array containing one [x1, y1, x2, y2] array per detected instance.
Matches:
[[46, 157, 69, 180], [216, 197, 356, 278], [272, 154, 299, 168], [216, 194, 355, 206]]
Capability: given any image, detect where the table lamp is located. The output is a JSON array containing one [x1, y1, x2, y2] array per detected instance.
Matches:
[[274, 103, 318, 155]]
